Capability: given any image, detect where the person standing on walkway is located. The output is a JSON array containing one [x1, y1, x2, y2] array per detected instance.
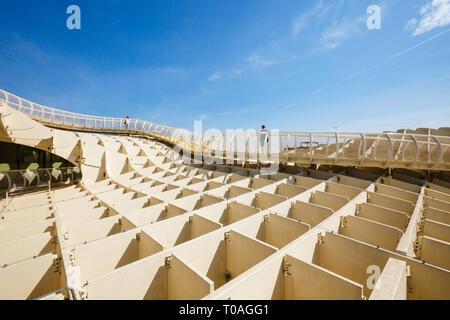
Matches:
[[124, 116, 130, 130], [259, 125, 269, 154]]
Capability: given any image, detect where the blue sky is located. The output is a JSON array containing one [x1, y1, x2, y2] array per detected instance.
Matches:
[[0, 0, 449, 133]]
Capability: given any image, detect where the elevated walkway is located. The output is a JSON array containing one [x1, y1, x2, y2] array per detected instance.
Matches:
[[1, 88, 449, 172], [0, 92, 449, 300]]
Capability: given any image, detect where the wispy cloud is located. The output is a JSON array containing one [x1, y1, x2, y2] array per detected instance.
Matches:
[[319, 26, 349, 50], [216, 1, 342, 77], [154, 67, 185, 74], [318, 15, 366, 50], [232, 69, 242, 76], [291, 0, 333, 38], [207, 69, 242, 82], [246, 53, 280, 69], [282, 102, 298, 110], [343, 27, 450, 81], [208, 72, 223, 81], [206, 68, 242, 82], [221, 108, 248, 116], [405, 18, 419, 31], [407, 0, 450, 36], [291, 15, 308, 38], [392, 27, 450, 57]]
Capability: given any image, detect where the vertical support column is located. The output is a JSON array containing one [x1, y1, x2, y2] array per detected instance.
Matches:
[[51, 197, 81, 300], [395, 186, 425, 257]]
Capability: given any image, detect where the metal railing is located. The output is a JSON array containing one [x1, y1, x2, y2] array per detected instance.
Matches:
[[32, 287, 78, 300], [0, 167, 81, 194], [1, 89, 449, 170]]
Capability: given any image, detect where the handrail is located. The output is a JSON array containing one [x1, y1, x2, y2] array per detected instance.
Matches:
[[0, 167, 81, 194], [1, 89, 449, 171], [32, 286, 77, 300]]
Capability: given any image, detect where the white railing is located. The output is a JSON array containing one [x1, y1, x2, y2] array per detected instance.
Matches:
[[0, 167, 81, 196], [1, 89, 449, 170]]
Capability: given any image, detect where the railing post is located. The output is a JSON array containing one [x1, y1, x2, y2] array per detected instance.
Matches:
[[373, 137, 378, 161], [342, 138, 347, 159], [245, 132, 249, 165], [385, 133, 393, 164], [335, 132, 339, 159], [279, 134, 282, 159], [295, 135, 298, 155], [30, 102, 34, 118], [360, 133, 366, 161], [309, 133, 313, 159], [325, 136, 330, 157], [286, 133, 290, 158], [431, 136, 443, 167]]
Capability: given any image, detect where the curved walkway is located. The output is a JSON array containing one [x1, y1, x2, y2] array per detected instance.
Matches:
[[1, 89, 448, 171]]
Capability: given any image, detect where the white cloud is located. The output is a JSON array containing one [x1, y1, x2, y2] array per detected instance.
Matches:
[[221, 108, 248, 116], [317, 15, 365, 50], [246, 53, 279, 68], [292, 15, 308, 38], [405, 18, 419, 31], [232, 69, 242, 76], [198, 114, 208, 121], [341, 27, 450, 82], [208, 72, 222, 81], [319, 27, 348, 49], [392, 28, 450, 58], [291, 0, 333, 37], [282, 102, 298, 110], [408, 0, 450, 36]]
